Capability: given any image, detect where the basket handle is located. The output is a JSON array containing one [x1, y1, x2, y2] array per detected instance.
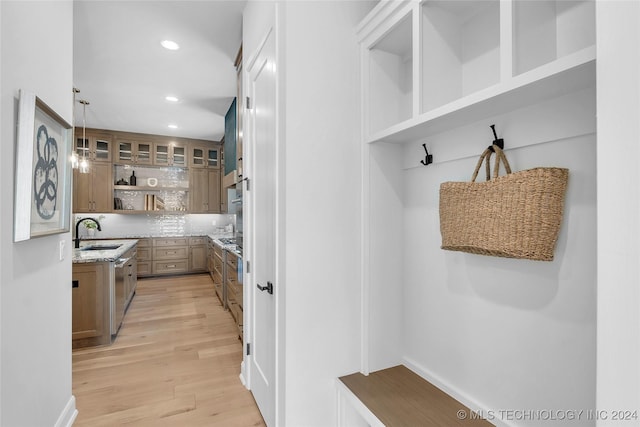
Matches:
[[470, 144, 512, 182]]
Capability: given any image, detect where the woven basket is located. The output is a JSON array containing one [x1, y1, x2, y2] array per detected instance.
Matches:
[[439, 145, 568, 261]]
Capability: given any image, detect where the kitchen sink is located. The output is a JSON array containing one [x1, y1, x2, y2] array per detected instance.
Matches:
[[80, 245, 122, 251]]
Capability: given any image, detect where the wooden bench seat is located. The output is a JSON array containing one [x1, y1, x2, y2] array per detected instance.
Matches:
[[338, 365, 492, 427]]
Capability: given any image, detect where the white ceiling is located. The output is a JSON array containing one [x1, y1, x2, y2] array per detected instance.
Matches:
[[73, 0, 246, 142]]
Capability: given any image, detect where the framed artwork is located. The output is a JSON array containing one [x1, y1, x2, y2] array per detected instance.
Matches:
[[14, 89, 72, 242]]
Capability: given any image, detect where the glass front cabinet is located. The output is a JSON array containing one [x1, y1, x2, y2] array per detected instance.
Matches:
[[115, 140, 152, 165], [74, 131, 113, 163], [190, 146, 220, 168]]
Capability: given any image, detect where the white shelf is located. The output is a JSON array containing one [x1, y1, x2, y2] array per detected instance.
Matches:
[[358, 0, 596, 145], [421, 1, 500, 113], [368, 46, 595, 144], [367, 9, 413, 135]]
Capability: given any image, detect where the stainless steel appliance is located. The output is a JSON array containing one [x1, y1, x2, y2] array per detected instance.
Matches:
[[112, 256, 127, 335], [234, 178, 243, 254], [112, 247, 137, 335]]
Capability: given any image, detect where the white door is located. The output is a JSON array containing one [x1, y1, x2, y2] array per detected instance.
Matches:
[[248, 28, 277, 426]]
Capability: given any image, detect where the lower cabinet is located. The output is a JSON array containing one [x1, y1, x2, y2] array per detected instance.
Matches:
[[225, 251, 243, 341], [189, 236, 207, 272], [136, 238, 152, 277], [135, 236, 208, 277], [72, 262, 111, 349], [212, 243, 225, 307]]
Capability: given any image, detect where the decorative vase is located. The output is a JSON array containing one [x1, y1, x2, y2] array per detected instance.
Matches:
[[87, 228, 96, 237]]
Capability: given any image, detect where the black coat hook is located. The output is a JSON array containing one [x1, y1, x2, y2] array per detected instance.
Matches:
[[420, 143, 433, 166], [488, 124, 504, 152]]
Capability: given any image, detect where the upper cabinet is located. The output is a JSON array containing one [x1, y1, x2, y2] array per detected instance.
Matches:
[[359, 0, 596, 143], [190, 146, 220, 169], [154, 141, 187, 167], [74, 130, 113, 163], [115, 139, 152, 165]]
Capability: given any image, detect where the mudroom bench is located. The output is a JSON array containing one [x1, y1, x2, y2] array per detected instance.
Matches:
[[337, 365, 492, 426]]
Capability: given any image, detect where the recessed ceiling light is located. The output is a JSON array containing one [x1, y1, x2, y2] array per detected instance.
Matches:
[[161, 40, 180, 50], [168, 124, 178, 129], [165, 96, 179, 102]]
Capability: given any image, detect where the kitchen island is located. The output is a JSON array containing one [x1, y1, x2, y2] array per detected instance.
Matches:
[[72, 239, 138, 348]]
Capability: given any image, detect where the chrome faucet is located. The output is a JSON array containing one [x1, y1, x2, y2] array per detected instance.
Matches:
[[74, 217, 102, 248]]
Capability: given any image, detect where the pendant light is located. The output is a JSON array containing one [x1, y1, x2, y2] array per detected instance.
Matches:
[[70, 88, 80, 169], [78, 99, 90, 174]]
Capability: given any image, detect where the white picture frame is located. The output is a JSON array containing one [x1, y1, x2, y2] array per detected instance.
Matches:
[[14, 90, 72, 242]]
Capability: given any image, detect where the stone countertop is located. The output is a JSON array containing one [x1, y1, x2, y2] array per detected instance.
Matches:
[[72, 239, 139, 264], [93, 232, 234, 239], [209, 236, 242, 258]]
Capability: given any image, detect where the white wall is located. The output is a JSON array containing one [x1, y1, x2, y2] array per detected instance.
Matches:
[[281, 2, 373, 425], [368, 85, 597, 426], [0, 1, 77, 426], [596, 2, 640, 426]]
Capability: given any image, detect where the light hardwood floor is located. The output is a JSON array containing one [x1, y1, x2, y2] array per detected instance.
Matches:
[[72, 274, 265, 426]]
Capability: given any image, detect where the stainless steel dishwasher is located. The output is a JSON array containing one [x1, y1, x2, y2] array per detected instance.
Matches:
[[112, 255, 128, 335]]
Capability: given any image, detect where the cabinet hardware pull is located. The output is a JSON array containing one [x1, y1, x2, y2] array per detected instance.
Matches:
[[167, 264, 176, 268], [72, 280, 79, 288]]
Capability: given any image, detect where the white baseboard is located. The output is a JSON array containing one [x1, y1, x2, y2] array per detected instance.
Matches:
[[54, 395, 78, 427], [239, 361, 248, 389]]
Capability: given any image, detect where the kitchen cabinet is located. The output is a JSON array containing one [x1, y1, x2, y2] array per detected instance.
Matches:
[[72, 262, 110, 348], [152, 238, 189, 275], [190, 168, 221, 213], [75, 130, 113, 163], [190, 145, 220, 169], [212, 243, 225, 307], [153, 141, 187, 167], [115, 139, 152, 165], [136, 238, 152, 277], [73, 162, 112, 213], [225, 250, 243, 341], [117, 236, 208, 277], [189, 236, 207, 272]]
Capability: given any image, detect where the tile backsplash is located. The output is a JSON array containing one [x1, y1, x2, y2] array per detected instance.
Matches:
[[73, 213, 235, 239]]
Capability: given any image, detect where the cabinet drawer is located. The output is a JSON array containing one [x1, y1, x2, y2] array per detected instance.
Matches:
[[233, 283, 243, 308], [137, 261, 152, 276], [214, 282, 224, 305], [137, 247, 151, 261], [231, 302, 243, 327], [152, 260, 188, 275], [213, 256, 223, 275], [154, 238, 188, 247], [227, 265, 237, 281], [226, 253, 238, 269], [227, 280, 236, 302], [213, 269, 223, 285], [189, 236, 206, 246], [153, 246, 188, 260]]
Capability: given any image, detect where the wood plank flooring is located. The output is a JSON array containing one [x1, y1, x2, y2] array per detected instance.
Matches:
[[72, 274, 265, 426]]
